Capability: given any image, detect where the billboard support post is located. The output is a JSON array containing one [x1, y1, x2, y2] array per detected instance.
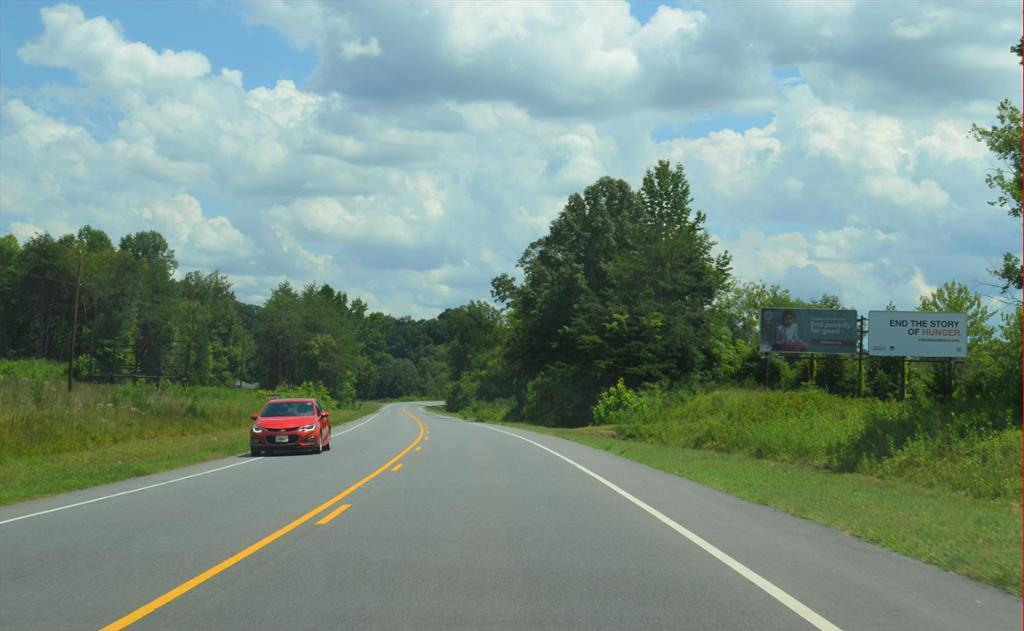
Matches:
[[899, 357, 907, 401], [763, 354, 769, 389], [948, 359, 954, 401], [857, 316, 866, 397]]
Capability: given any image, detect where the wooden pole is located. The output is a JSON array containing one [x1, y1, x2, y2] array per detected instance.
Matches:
[[67, 251, 83, 393]]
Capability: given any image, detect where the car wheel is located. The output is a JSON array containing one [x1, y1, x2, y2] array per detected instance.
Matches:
[[323, 436, 331, 451], [312, 435, 323, 454], [250, 446, 261, 457]]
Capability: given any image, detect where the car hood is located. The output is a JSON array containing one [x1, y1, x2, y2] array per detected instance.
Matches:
[[257, 416, 318, 429]]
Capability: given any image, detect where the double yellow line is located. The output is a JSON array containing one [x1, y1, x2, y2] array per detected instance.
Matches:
[[101, 408, 426, 631]]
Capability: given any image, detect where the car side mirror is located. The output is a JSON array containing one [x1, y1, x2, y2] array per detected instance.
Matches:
[[320, 411, 329, 419], [250, 413, 258, 421]]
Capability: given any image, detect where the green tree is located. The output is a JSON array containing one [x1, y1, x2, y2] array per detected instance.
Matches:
[[496, 160, 731, 425], [438, 300, 503, 381], [8, 233, 76, 359], [119, 231, 178, 375], [0, 235, 22, 357], [76, 230, 138, 376], [257, 281, 303, 387], [867, 301, 904, 400], [918, 280, 995, 343], [255, 282, 362, 400], [175, 271, 244, 385], [970, 38, 1023, 297]]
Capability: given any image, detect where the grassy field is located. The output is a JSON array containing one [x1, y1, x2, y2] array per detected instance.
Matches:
[[438, 388, 1023, 594], [0, 366, 382, 505]]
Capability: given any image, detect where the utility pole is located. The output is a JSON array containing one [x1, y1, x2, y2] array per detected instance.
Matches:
[[67, 251, 83, 392]]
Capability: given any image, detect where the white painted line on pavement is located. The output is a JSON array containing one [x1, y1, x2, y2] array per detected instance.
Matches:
[[0, 459, 259, 526], [480, 424, 844, 631], [1, 406, 391, 526], [331, 406, 388, 438]]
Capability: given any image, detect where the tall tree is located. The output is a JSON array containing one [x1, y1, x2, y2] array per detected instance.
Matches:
[[495, 160, 731, 425], [9, 233, 76, 359], [118, 231, 178, 374], [0, 235, 22, 357], [176, 271, 244, 385], [970, 38, 1023, 298], [918, 280, 995, 343]]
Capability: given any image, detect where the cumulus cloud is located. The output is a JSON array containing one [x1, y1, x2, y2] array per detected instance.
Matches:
[[18, 4, 211, 107], [245, 0, 775, 117], [1, 1, 1019, 318], [704, 1, 1020, 117]]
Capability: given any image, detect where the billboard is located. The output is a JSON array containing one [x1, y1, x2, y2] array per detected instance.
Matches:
[[868, 311, 967, 358], [759, 308, 858, 354]]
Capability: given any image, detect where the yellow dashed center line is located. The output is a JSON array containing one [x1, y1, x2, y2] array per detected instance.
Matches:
[[101, 408, 426, 630], [316, 504, 352, 526], [391, 463, 404, 473]]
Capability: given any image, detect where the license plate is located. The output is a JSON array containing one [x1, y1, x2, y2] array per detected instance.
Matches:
[[275, 435, 289, 443]]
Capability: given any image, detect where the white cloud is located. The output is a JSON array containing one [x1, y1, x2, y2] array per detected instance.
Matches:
[[863, 176, 950, 210], [18, 4, 210, 107], [1, 0, 1019, 318], [245, 1, 773, 117], [340, 37, 381, 61], [9, 222, 45, 242]]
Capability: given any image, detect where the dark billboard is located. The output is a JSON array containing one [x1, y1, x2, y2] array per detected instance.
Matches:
[[759, 308, 858, 354]]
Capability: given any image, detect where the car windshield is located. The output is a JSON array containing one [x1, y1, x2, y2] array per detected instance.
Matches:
[[260, 401, 314, 417]]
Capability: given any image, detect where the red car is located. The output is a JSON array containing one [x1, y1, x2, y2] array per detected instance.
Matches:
[[250, 398, 331, 456]]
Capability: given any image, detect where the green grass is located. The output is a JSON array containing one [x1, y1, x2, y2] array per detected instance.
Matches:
[[440, 410, 1022, 594], [0, 374, 382, 505], [0, 359, 67, 381], [604, 387, 1021, 501]]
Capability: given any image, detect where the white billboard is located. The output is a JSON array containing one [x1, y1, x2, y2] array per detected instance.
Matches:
[[868, 311, 967, 358]]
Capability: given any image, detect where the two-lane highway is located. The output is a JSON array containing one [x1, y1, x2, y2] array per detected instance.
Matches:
[[0, 404, 1018, 630]]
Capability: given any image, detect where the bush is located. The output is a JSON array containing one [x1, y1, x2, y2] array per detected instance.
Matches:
[[459, 397, 515, 423], [0, 359, 65, 381], [592, 378, 646, 425], [267, 381, 338, 410], [607, 385, 1020, 500], [522, 364, 599, 426], [863, 427, 1022, 499]]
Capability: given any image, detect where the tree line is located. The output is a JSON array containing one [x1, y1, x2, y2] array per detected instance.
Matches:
[[2, 156, 1015, 423], [0, 227, 480, 404]]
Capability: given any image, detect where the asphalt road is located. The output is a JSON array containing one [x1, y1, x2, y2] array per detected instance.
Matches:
[[0, 403, 1019, 631]]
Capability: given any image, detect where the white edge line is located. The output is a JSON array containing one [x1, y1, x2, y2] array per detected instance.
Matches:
[[0, 406, 390, 526], [331, 406, 386, 438], [478, 424, 844, 631], [0, 459, 259, 526]]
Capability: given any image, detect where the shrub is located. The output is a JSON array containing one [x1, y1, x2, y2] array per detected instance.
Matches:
[[593, 378, 646, 425], [522, 364, 598, 427], [268, 381, 338, 410], [863, 427, 1022, 500]]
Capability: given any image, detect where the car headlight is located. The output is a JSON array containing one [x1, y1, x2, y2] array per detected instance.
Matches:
[[299, 422, 317, 432], [251, 424, 263, 433]]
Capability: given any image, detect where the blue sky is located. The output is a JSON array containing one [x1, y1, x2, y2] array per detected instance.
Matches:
[[0, 1, 316, 90], [0, 1, 1020, 317]]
